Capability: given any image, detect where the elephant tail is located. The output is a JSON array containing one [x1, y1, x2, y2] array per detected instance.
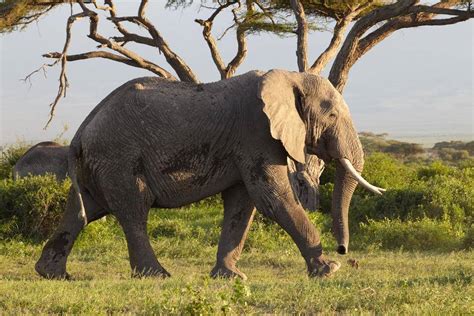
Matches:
[[68, 143, 87, 226]]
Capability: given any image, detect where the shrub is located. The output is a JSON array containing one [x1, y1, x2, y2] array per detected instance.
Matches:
[[0, 175, 70, 240], [462, 225, 474, 250], [362, 152, 416, 190], [349, 186, 426, 225], [417, 161, 453, 179], [354, 218, 462, 251], [324, 154, 471, 217], [0, 143, 29, 180], [421, 170, 474, 228]]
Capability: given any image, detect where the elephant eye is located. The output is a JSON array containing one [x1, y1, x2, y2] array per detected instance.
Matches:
[[329, 112, 337, 120]]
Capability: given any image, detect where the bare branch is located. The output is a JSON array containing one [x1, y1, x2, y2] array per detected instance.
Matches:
[[226, 17, 248, 77], [290, 0, 308, 72], [91, 0, 110, 11], [308, 19, 348, 75], [328, 0, 473, 93], [410, 15, 473, 25], [44, 10, 89, 128], [195, 1, 247, 79], [81, 0, 199, 82], [195, 18, 227, 78], [217, 21, 237, 40], [121, 0, 199, 83], [308, 1, 374, 75], [408, 5, 474, 16], [21, 60, 58, 86], [357, 0, 473, 71], [36, 0, 185, 126], [328, 0, 418, 91], [42, 51, 175, 78], [138, 0, 148, 18], [104, 1, 157, 48]]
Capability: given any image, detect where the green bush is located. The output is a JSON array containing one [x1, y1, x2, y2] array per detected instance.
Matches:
[[0, 175, 70, 240], [318, 152, 473, 251], [0, 143, 29, 180], [354, 218, 462, 251], [362, 152, 416, 190], [349, 186, 425, 224], [462, 224, 474, 249]]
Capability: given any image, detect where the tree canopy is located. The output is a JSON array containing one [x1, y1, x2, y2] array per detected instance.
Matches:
[[1, 0, 472, 124]]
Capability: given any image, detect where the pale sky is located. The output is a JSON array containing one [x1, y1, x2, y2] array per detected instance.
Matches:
[[1, 2, 473, 146]]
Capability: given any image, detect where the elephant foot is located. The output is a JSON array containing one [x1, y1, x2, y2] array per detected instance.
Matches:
[[131, 267, 171, 279], [309, 260, 341, 278], [35, 256, 70, 280], [210, 265, 247, 280]]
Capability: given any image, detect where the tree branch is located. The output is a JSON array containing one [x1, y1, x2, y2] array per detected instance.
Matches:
[[308, 1, 375, 75], [290, 0, 308, 72], [31, 0, 184, 126], [42, 51, 174, 76], [408, 5, 474, 16], [225, 5, 248, 78], [194, 1, 238, 78], [195, 17, 227, 78], [328, 0, 419, 92], [195, 1, 247, 79], [328, 0, 473, 93], [357, 1, 473, 73], [43, 10, 89, 128], [128, 0, 199, 83], [75, 3, 176, 80]]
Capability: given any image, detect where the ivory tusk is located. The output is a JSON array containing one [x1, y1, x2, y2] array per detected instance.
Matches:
[[339, 158, 387, 195]]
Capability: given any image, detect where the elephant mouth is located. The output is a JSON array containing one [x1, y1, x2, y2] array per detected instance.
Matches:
[[305, 146, 331, 163]]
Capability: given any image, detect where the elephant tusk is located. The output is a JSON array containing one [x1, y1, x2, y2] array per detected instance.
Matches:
[[339, 158, 386, 195]]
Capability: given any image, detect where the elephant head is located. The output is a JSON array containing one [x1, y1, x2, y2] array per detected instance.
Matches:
[[259, 70, 385, 255]]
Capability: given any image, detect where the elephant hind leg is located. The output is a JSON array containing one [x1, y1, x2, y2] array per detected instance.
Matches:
[[103, 174, 170, 278], [211, 183, 256, 280], [35, 187, 107, 279]]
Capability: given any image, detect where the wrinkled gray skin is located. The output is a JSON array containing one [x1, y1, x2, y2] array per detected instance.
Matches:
[[36, 70, 364, 280], [288, 155, 325, 211], [13, 142, 69, 181]]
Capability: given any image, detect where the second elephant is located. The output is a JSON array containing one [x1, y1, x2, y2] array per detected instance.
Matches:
[[13, 141, 69, 181]]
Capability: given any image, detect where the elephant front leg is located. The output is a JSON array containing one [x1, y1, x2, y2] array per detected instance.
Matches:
[[242, 161, 341, 277], [211, 184, 256, 280]]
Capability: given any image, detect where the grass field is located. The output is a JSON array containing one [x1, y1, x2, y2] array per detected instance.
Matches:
[[0, 203, 473, 314]]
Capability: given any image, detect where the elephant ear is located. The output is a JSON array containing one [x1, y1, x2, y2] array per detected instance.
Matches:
[[258, 69, 306, 164]]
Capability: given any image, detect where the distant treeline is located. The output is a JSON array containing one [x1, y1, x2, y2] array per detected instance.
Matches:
[[359, 132, 474, 161]]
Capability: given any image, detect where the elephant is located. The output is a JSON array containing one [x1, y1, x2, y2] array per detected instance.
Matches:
[[35, 69, 385, 280], [288, 154, 325, 211], [13, 141, 69, 181]]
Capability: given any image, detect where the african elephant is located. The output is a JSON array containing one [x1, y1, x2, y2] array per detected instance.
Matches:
[[35, 69, 384, 280], [13, 141, 68, 181]]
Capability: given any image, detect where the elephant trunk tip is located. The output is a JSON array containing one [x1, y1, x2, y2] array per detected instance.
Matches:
[[337, 244, 348, 255]]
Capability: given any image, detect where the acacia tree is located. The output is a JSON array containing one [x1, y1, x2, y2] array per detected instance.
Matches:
[[2, 0, 472, 116], [2, 0, 472, 123]]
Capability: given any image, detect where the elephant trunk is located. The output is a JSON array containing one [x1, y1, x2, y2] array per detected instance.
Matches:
[[331, 159, 360, 254]]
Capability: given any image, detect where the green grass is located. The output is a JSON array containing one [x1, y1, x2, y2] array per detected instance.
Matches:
[[1, 204, 473, 314]]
